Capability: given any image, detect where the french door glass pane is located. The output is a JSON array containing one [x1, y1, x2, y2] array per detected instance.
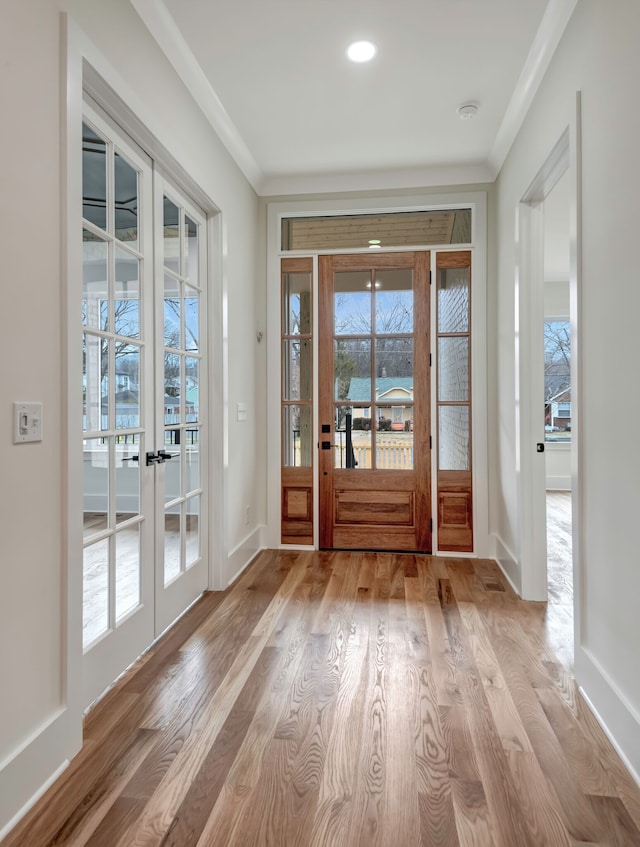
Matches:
[[83, 437, 108, 538], [186, 357, 199, 422], [164, 275, 181, 348], [115, 524, 140, 620], [186, 428, 200, 492], [186, 497, 200, 568], [438, 337, 469, 401], [115, 434, 140, 523], [83, 333, 108, 432], [82, 231, 108, 329], [164, 510, 181, 584], [82, 123, 107, 231], [114, 152, 138, 247], [83, 537, 110, 647], [164, 353, 181, 425], [438, 405, 470, 470], [375, 270, 413, 334], [115, 345, 140, 428], [185, 286, 199, 352], [185, 216, 198, 285], [115, 249, 140, 338], [438, 268, 469, 333], [163, 197, 180, 273], [164, 444, 182, 504]]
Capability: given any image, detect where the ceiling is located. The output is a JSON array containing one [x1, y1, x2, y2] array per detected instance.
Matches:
[[131, 0, 578, 196]]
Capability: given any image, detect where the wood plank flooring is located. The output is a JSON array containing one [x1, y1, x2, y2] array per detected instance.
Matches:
[[546, 491, 574, 670], [4, 549, 640, 846]]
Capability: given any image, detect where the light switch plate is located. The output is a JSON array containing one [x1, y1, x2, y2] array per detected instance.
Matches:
[[13, 402, 43, 443]]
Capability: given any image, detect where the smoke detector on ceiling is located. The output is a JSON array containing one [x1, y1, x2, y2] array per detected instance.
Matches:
[[457, 103, 479, 120]]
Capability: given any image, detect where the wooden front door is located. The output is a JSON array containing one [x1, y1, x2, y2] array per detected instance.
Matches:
[[318, 252, 431, 551]]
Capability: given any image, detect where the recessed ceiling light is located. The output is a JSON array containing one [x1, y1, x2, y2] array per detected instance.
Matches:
[[347, 40, 377, 63], [457, 103, 479, 120], [368, 239, 381, 245]]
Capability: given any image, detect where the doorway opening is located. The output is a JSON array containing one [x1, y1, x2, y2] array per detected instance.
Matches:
[[516, 120, 580, 670], [543, 169, 574, 668]]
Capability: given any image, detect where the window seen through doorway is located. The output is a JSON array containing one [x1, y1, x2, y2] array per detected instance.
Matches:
[[544, 319, 571, 442]]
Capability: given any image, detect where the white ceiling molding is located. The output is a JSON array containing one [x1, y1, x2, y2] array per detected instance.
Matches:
[[260, 162, 495, 199], [130, 0, 263, 192], [131, 0, 576, 196], [488, 0, 580, 175]]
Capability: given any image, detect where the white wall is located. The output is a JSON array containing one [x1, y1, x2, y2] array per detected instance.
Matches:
[[494, 0, 640, 781], [0, 0, 264, 834]]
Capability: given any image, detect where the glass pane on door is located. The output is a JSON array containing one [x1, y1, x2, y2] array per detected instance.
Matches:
[[186, 496, 200, 568], [81, 108, 153, 700], [115, 249, 140, 338], [83, 537, 109, 647], [82, 123, 107, 231], [334, 272, 371, 334], [115, 524, 140, 620], [376, 404, 414, 469], [115, 434, 140, 524], [159, 193, 205, 600], [374, 269, 413, 334], [82, 231, 108, 329], [164, 510, 181, 585], [114, 152, 139, 246], [83, 437, 108, 538]]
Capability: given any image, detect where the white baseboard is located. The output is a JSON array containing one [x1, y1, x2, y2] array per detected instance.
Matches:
[[0, 707, 81, 840], [491, 532, 521, 596], [224, 525, 266, 588], [576, 646, 640, 788]]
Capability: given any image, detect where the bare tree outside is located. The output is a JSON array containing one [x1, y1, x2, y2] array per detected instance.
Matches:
[[544, 319, 571, 439]]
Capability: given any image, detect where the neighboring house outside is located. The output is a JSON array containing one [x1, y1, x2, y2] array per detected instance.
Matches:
[[546, 388, 571, 431], [344, 376, 414, 430]]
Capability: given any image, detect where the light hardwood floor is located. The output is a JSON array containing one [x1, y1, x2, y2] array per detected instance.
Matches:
[[546, 490, 574, 670], [4, 548, 640, 846]]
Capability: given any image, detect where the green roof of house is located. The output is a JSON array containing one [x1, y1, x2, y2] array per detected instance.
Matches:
[[345, 376, 413, 402]]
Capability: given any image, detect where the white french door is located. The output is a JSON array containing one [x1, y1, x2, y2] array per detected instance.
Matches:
[[81, 105, 208, 706], [154, 181, 208, 635]]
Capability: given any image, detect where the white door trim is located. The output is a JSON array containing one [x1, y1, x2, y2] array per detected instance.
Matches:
[[515, 94, 582, 620], [266, 192, 490, 557]]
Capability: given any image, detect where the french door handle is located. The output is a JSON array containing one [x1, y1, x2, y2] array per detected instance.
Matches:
[[146, 450, 179, 466], [122, 455, 139, 463]]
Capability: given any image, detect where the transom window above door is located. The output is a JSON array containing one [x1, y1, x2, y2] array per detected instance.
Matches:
[[281, 209, 472, 251]]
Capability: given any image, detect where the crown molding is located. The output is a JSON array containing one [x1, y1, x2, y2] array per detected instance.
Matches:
[[259, 162, 495, 198], [488, 0, 580, 175], [130, 0, 263, 192], [131, 0, 578, 197]]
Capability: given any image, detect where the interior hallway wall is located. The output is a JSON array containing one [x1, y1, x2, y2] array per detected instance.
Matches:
[[494, 0, 640, 779], [0, 0, 264, 832]]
